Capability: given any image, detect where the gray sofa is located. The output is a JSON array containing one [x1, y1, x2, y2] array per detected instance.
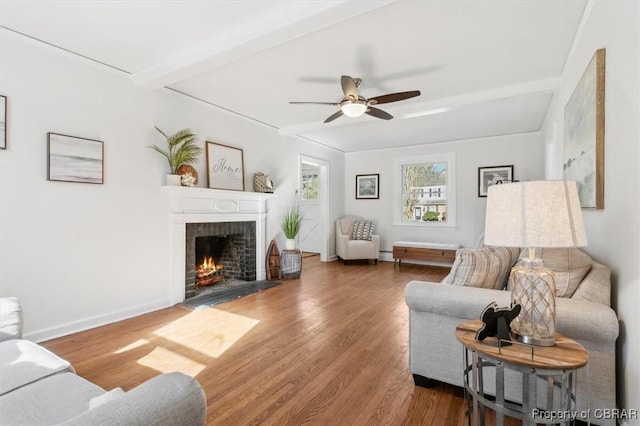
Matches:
[[404, 248, 619, 426], [0, 297, 206, 425]]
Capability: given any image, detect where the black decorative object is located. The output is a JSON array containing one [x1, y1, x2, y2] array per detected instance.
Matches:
[[476, 302, 522, 344]]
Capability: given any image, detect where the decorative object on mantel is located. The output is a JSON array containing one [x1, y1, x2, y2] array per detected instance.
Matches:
[[253, 172, 274, 193], [47, 132, 104, 184], [176, 164, 198, 187], [484, 180, 587, 346], [475, 302, 521, 344], [266, 239, 282, 280], [148, 126, 202, 186], [564, 48, 605, 209], [206, 141, 245, 191], [0, 95, 7, 149], [281, 207, 302, 250], [478, 165, 513, 197]]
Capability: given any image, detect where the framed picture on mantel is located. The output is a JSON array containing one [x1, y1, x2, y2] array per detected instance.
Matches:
[[206, 141, 245, 191]]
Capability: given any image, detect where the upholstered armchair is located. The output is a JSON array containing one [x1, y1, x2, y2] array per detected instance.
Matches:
[[335, 215, 380, 265]]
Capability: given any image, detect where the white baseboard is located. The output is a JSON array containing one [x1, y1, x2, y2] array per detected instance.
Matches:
[[25, 298, 172, 343]]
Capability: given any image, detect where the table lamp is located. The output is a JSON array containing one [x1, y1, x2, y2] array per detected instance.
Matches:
[[484, 181, 587, 346]]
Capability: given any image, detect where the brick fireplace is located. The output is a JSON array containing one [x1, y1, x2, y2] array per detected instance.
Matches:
[[185, 221, 256, 298], [165, 187, 272, 304]]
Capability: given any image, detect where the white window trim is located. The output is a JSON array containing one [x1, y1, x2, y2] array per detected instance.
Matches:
[[393, 152, 457, 229]]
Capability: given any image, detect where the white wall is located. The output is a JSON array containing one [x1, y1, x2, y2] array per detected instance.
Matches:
[[540, 1, 639, 419], [345, 132, 544, 254], [0, 32, 344, 341]]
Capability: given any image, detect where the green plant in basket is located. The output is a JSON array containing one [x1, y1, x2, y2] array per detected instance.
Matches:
[[149, 126, 202, 174], [281, 208, 303, 239]]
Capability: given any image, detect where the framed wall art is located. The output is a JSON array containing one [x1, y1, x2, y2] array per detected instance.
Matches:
[[564, 48, 605, 209], [478, 165, 513, 197], [355, 173, 379, 199], [0, 95, 6, 149], [47, 132, 104, 184], [206, 141, 245, 191]]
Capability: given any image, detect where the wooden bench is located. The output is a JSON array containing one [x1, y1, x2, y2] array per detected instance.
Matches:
[[392, 241, 459, 265]]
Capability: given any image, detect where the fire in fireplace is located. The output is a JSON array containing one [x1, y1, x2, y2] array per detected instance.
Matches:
[[195, 235, 227, 287], [196, 256, 224, 286]]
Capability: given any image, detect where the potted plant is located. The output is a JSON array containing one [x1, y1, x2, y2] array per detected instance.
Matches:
[[149, 126, 202, 185], [281, 208, 302, 250]]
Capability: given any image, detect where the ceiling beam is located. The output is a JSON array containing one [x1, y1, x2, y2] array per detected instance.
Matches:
[[278, 77, 562, 136], [130, 1, 395, 89]]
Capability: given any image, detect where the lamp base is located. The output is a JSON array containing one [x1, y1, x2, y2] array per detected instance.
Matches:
[[513, 331, 555, 347], [510, 264, 557, 347]]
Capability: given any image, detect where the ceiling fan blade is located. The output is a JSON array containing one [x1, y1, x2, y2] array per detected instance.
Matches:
[[290, 101, 339, 105], [368, 90, 421, 105], [365, 107, 393, 120], [324, 110, 344, 123], [341, 75, 358, 100]]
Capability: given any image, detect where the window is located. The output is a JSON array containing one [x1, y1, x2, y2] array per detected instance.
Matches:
[[394, 153, 456, 227], [301, 173, 319, 200]]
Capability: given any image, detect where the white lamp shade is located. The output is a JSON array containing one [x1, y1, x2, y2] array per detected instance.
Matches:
[[341, 101, 367, 117], [484, 181, 587, 248]]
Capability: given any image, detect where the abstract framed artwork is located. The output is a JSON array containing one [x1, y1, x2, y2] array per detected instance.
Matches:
[[478, 165, 513, 197], [564, 48, 605, 209], [0, 95, 6, 149], [206, 141, 245, 191], [355, 173, 379, 199], [47, 132, 104, 184]]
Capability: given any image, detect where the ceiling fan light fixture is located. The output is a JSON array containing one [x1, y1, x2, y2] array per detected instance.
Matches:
[[340, 100, 367, 117]]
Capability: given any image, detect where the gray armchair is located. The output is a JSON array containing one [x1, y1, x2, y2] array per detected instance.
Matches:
[[335, 215, 380, 265]]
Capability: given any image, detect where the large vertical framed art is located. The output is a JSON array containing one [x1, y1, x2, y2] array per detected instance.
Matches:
[[0, 95, 6, 149], [564, 48, 605, 209], [206, 141, 245, 191]]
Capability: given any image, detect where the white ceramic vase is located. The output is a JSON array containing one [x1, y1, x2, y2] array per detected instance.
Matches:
[[285, 238, 296, 250], [166, 174, 182, 186]]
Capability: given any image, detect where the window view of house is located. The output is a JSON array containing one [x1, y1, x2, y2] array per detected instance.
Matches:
[[301, 172, 319, 200], [402, 163, 447, 223]]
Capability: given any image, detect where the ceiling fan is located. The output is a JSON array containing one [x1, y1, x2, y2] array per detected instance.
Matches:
[[290, 75, 421, 123]]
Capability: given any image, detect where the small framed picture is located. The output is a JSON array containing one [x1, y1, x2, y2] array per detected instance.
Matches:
[[48, 132, 104, 184], [0, 95, 6, 149], [206, 141, 245, 191], [478, 165, 513, 197], [355, 174, 379, 199]]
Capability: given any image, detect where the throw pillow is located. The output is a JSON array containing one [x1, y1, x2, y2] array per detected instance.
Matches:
[[448, 247, 521, 290], [351, 220, 375, 240], [89, 387, 125, 409], [515, 248, 592, 298]]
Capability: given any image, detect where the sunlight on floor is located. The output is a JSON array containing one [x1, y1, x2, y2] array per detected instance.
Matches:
[[138, 346, 206, 376], [114, 339, 149, 354], [153, 308, 260, 358]]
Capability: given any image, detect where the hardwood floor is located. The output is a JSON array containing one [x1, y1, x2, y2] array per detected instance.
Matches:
[[43, 257, 514, 425]]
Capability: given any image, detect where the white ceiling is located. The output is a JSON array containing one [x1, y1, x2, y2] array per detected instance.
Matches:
[[0, 0, 587, 152]]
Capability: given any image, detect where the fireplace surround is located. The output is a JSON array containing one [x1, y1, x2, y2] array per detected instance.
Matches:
[[165, 187, 272, 304]]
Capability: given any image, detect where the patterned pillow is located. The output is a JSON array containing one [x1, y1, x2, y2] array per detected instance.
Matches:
[[351, 220, 375, 240], [448, 247, 521, 289]]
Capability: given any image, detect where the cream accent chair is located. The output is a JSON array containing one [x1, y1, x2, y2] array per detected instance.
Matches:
[[335, 215, 380, 265]]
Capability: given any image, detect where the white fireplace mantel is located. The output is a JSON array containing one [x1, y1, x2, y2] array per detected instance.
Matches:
[[164, 186, 274, 304]]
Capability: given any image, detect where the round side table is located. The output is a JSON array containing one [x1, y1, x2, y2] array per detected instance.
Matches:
[[456, 319, 588, 426]]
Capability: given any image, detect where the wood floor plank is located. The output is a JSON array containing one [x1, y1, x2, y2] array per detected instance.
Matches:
[[42, 257, 519, 425]]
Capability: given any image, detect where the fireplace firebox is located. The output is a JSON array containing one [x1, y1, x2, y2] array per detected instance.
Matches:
[[185, 221, 256, 299]]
